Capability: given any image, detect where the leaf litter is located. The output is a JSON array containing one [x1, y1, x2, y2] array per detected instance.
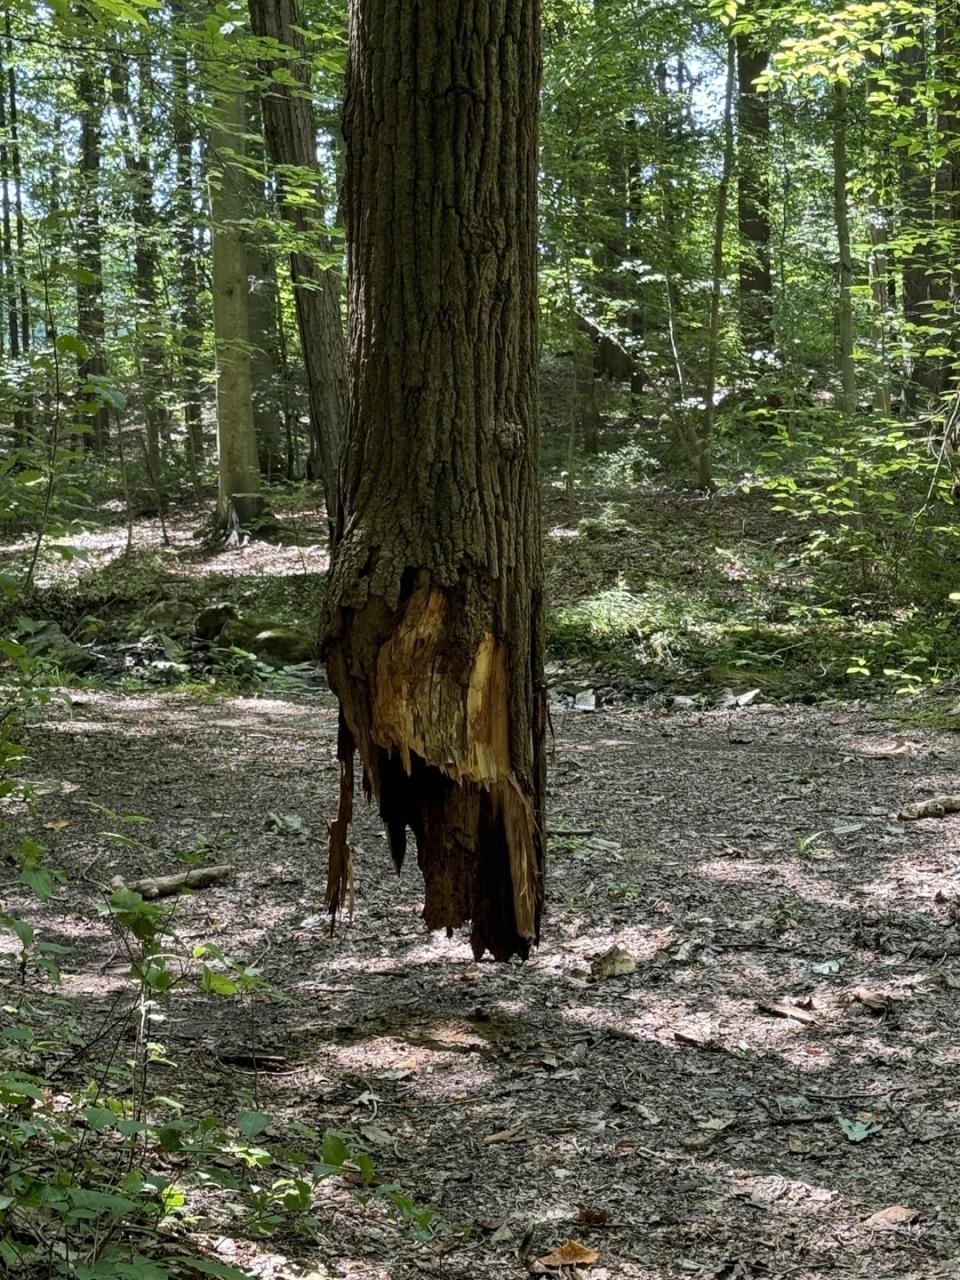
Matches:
[[7, 683, 960, 1278]]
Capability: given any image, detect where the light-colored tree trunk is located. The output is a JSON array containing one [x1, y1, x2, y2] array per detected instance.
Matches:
[[210, 75, 262, 528], [75, 53, 109, 449], [699, 41, 735, 491], [324, 0, 545, 962], [171, 3, 204, 483], [833, 81, 856, 421], [247, 0, 346, 520], [244, 94, 284, 478]]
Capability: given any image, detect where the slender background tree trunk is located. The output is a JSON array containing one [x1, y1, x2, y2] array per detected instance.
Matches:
[[736, 31, 773, 353], [209, 72, 262, 528], [76, 54, 109, 450], [247, 0, 346, 517]]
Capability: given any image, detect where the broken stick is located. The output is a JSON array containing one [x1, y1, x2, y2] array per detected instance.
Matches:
[[120, 865, 234, 899]]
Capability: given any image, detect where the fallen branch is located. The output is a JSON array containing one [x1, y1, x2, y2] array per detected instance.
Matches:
[[899, 795, 960, 821], [120, 865, 234, 899]]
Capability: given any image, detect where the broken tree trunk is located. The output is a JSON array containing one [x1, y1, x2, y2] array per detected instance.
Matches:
[[324, 0, 546, 962]]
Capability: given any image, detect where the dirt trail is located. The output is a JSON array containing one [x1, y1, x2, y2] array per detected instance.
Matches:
[[7, 686, 960, 1279]]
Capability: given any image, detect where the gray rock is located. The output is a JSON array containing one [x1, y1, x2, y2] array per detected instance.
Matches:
[[140, 598, 198, 637], [24, 622, 96, 673], [195, 601, 238, 641]]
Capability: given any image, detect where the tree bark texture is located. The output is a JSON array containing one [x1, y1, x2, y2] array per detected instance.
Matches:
[[833, 81, 856, 420], [325, 0, 545, 962], [896, 23, 936, 406], [171, 15, 204, 478], [736, 34, 773, 352], [210, 76, 263, 528], [76, 57, 109, 449], [111, 52, 168, 484], [245, 94, 284, 477], [247, 0, 346, 514]]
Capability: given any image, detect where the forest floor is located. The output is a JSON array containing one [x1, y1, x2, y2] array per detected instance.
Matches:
[[5, 478, 960, 1280]]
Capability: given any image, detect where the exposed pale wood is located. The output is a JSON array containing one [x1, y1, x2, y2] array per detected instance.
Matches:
[[122, 865, 233, 900]]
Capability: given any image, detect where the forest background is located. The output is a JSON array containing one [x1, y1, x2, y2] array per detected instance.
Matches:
[[3, 0, 960, 1277]]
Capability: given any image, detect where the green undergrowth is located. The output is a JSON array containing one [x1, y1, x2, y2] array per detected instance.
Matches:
[[10, 470, 960, 704], [543, 483, 960, 699], [1, 828, 462, 1278]]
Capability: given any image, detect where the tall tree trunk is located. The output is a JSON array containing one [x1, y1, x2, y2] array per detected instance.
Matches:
[[736, 32, 773, 353], [699, 42, 735, 490], [931, 7, 960, 399], [0, 36, 20, 443], [76, 56, 109, 450], [111, 53, 167, 485], [210, 74, 262, 528], [897, 22, 934, 408], [171, 8, 204, 480], [833, 81, 856, 421], [324, 0, 545, 963], [247, 0, 346, 520], [6, 15, 27, 363], [245, 92, 284, 478]]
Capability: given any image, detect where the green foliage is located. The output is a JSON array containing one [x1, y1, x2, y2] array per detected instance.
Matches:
[[0, 833, 459, 1278]]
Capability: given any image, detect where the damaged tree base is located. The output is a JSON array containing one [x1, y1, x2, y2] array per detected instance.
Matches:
[[325, 574, 544, 962]]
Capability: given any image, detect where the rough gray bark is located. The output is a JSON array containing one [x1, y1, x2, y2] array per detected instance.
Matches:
[[172, 13, 204, 480], [324, 0, 546, 962], [700, 42, 735, 491], [245, 93, 284, 478], [736, 33, 773, 352], [111, 52, 168, 486], [76, 56, 109, 450], [209, 72, 263, 528], [896, 24, 935, 407], [833, 81, 856, 422], [247, 0, 346, 516]]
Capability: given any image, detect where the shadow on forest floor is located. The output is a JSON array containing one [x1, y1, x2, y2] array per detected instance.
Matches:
[[4, 682, 960, 1278]]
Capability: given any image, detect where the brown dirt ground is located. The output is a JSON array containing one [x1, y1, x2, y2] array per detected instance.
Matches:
[[6, 675, 960, 1280]]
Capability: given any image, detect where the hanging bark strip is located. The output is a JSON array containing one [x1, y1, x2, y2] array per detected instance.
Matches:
[[324, 0, 546, 962]]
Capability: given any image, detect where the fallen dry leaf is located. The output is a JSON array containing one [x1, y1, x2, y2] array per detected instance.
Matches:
[[673, 1027, 719, 1050], [576, 1206, 610, 1227], [590, 945, 636, 980], [43, 820, 70, 830], [863, 1204, 918, 1228], [755, 999, 817, 1024], [537, 1239, 600, 1268], [483, 1128, 521, 1145], [855, 988, 893, 1013], [680, 1131, 717, 1152]]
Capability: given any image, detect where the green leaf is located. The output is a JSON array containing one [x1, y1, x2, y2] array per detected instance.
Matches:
[[321, 1131, 349, 1167], [83, 1106, 116, 1132], [201, 966, 239, 996], [0, 1239, 21, 1265], [236, 1110, 271, 1139], [2, 915, 33, 947], [20, 867, 54, 902], [838, 1116, 876, 1142], [55, 333, 90, 359]]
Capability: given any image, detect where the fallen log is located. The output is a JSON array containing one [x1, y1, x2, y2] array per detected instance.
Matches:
[[120, 865, 234, 899]]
